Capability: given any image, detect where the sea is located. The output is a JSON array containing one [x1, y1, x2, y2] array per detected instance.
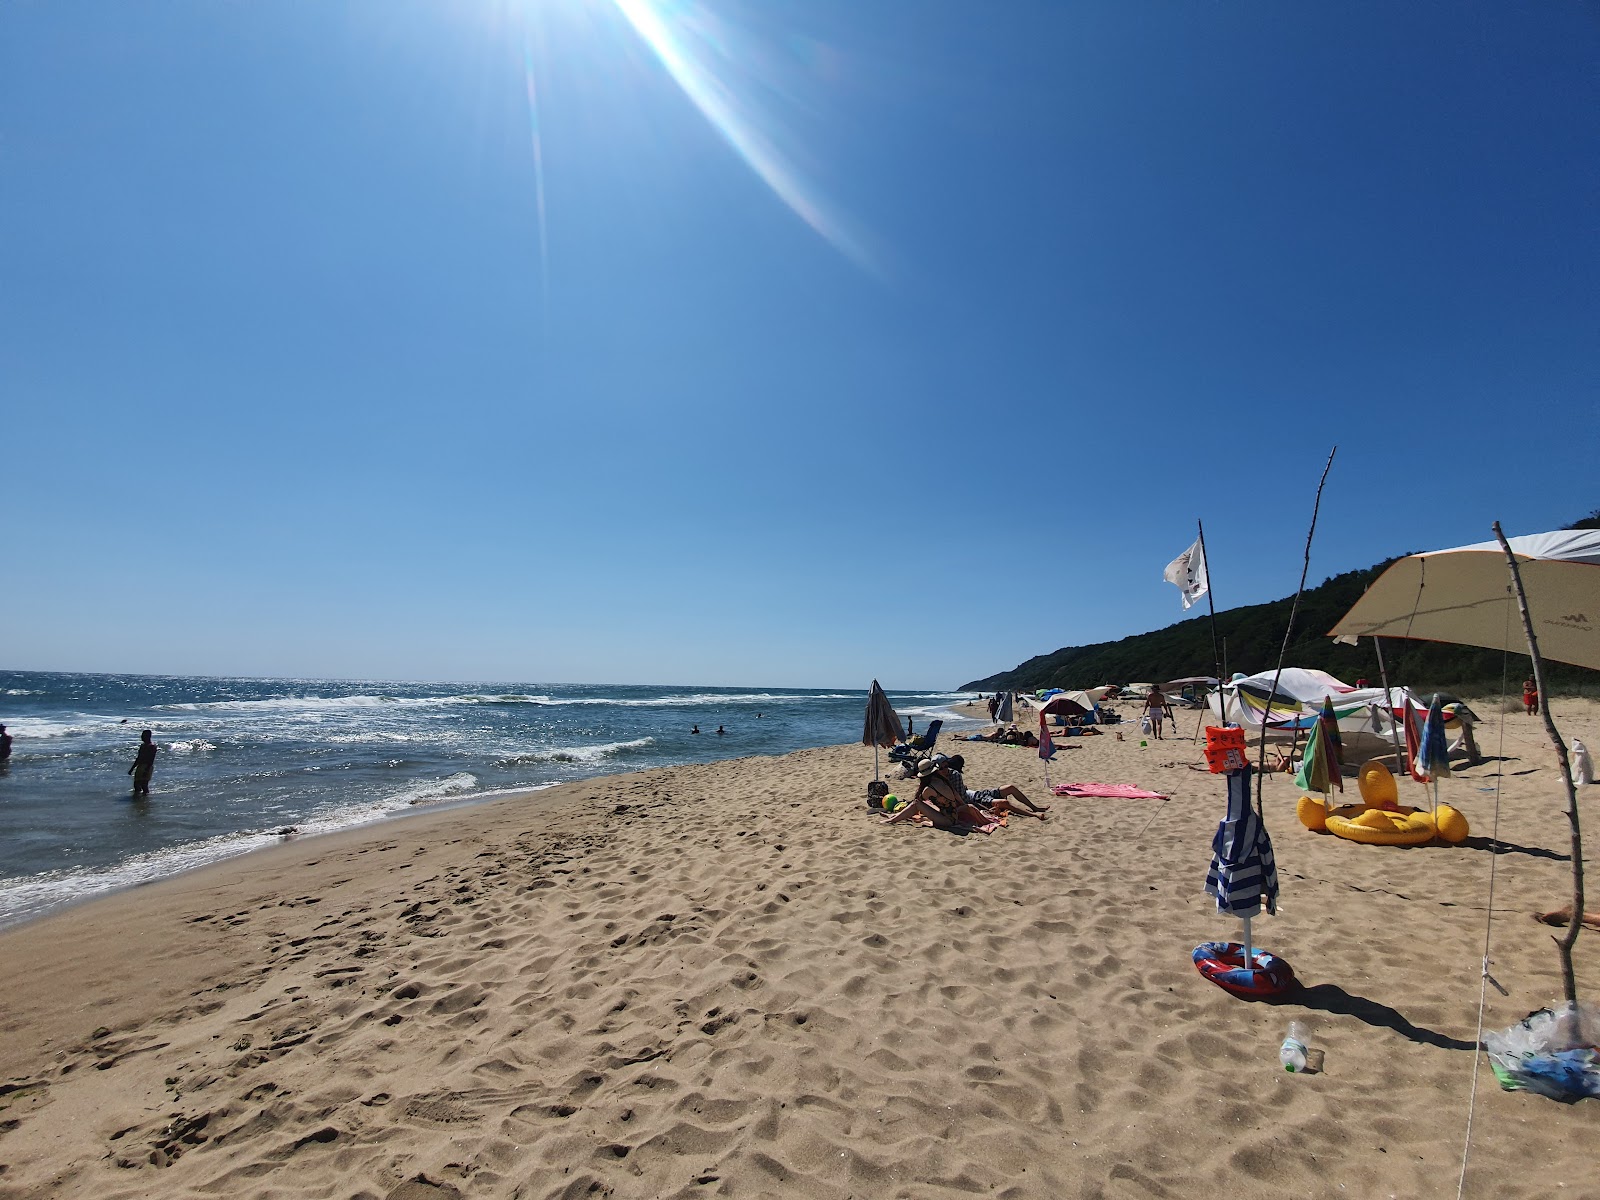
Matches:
[[0, 671, 978, 928]]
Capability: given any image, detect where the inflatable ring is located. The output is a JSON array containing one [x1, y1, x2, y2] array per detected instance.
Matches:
[[1192, 941, 1297, 1000], [1325, 804, 1435, 845]]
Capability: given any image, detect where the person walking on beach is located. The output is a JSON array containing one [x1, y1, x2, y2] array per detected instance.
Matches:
[[1523, 677, 1539, 716], [1142, 688, 1170, 739], [129, 729, 157, 796]]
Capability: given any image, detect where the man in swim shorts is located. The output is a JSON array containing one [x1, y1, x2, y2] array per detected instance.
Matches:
[[943, 754, 1049, 820]]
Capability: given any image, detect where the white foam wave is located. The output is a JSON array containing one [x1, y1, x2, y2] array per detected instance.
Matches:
[[498, 737, 654, 766], [391, 772, 481, 806], [556, 692, 852, 708], [4, 688, 40, 695], [167, 739, 217, 753], [898, 704, 984, 726], [0, 830, 283, 929], [5, 715, 123, 739]]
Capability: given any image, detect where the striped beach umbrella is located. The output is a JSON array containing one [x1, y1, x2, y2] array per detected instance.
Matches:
[[1320, 696, 1344, 789], [1205, 767, 1279, 967], [1293, 716, 1334, 797], [1415, 694, 1452, 812]]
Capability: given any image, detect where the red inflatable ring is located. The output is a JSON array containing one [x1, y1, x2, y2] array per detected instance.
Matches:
[[1192, 941, 1297, 1000]]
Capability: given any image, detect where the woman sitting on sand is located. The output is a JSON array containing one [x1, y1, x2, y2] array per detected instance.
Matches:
[[881, 758, 960, 828], [882, 757, 1048, 828]]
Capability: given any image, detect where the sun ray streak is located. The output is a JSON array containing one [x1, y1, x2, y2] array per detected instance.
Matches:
[[521, 22, 551, 326], [610, 0, 871, 270]]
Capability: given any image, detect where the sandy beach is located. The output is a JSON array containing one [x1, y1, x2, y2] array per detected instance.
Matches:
[[2, 699, 1597, 1200]]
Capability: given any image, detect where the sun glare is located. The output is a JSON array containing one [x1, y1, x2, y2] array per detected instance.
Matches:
[[608, 0, 872, 271]]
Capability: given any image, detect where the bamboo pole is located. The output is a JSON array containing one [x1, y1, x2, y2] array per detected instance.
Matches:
[[1492, 522, 1585, 1005]]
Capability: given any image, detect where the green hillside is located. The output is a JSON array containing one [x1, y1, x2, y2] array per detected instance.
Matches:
[[964, 514, 1600, 698]]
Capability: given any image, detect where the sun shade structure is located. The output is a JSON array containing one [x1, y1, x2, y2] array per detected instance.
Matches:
[[862, 680, 905, 782], [1330, 529, 1600, 671]]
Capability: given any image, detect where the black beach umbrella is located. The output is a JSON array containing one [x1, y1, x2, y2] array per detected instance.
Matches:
[[862, 680, 906, 781]]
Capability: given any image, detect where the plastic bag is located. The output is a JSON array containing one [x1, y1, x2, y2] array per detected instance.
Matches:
[[1484, 1002, 1600, 1100], [1573, 739, 1593, 787], [1140, 715, 1152, 735]]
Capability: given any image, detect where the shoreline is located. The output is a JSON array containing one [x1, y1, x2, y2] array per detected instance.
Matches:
[[2, 715, 1596, 1198]]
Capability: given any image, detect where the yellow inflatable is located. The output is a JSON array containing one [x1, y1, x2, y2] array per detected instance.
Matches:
[[1296, 760, 1470, 845]]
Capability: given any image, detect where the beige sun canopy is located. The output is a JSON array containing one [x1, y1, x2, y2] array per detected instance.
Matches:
[[1329, 529, 1600, 670]]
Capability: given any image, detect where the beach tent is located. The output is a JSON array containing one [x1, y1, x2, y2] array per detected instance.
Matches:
[[1330, 528, 1600, 671], [1038, 694, 1092, 721], [1331, 525, 1597, 1005]]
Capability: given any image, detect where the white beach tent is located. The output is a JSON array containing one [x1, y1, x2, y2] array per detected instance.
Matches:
[[1330, 528, 1600, 670], [1206, 668, 1414, 737]]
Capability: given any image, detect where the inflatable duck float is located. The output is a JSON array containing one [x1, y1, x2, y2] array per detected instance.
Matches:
[[1297, 760, 1469, 846]]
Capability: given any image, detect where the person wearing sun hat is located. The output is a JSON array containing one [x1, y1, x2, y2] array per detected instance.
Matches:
[[881, 757, 957, 828]]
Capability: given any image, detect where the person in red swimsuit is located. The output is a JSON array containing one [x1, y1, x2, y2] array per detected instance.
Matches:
[[1523, 678, 1539, 716]]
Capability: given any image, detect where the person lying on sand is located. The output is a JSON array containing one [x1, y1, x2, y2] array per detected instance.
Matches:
[[944, 754, 1049, 819]]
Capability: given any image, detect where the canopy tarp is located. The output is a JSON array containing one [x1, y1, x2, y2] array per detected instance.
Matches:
[[1330, 529, 1600, 671]]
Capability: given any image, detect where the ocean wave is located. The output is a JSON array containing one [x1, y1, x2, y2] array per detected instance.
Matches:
[[167, 739, 218, 753], [497, 737, 654, 766], [4, 715, 125, 739], [4, 688, 40, 696], [390, 772, 481, 806], [554, 692, 853, 708]]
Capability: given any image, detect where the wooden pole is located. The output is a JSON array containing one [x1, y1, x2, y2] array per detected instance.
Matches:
[[1372, 636, 1407, 774], [1253, 448, 1338, 820], [1492, 521, 1585, 1005], [1197, 517, 1224, 712]]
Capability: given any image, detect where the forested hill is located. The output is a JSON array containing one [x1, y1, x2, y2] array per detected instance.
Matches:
[[964, 513, 1600, 698]]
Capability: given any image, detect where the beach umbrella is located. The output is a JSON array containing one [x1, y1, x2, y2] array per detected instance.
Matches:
[[1415, 693, 1451, 812], [862, 680, 905, 782], [1403, 699, 1426, 783], [996, 691, 1014, 724], [1038, 715, 1055, 788], [1205, 766, 1279, 966], [1292, 716, 1335, 799], [1319, 696, 1344, 789]]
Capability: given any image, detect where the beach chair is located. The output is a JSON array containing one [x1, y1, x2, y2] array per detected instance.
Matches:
[[887, 719, 943, 763]]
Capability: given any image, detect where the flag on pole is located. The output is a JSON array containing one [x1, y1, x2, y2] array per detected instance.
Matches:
[[1163, 538, 1209, 609]]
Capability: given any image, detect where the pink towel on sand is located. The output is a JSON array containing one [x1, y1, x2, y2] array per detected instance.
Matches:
[[1051, 783, 1169, 799]]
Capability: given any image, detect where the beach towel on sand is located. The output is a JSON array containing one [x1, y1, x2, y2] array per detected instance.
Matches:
[[1051, 783, 1169, 800]]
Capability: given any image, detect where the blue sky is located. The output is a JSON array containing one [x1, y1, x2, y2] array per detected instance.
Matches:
[[3, 0, 1595, 689]]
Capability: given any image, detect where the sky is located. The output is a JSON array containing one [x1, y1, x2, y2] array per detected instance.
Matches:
[[2, 0, 1596, 690]]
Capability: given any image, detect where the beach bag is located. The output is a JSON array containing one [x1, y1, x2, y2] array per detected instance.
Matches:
[[866, 780, 889, 809], [1140, 716, 1152, 735]]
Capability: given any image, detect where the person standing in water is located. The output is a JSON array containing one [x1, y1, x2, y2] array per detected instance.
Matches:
[[0, 723, 12, 763], [129, 729, 158, 796]]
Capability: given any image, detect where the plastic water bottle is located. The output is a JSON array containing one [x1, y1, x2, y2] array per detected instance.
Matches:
[[1279, 1021, 1309, 1073]]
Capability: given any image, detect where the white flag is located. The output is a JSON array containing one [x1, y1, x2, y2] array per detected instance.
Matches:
[[1163, 538, 1209, 609]]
